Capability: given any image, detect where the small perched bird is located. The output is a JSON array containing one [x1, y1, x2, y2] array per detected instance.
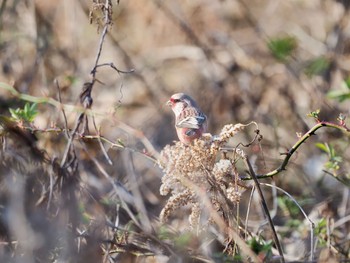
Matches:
[[167, 93, 207, 144]]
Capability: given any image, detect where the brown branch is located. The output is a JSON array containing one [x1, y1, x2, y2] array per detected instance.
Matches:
[[241, 121, 350, 180]]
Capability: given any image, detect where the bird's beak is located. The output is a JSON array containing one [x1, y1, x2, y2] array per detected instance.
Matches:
[[166, 100, 172, 107]]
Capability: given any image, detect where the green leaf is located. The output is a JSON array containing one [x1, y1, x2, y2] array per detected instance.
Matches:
[[158, 226, 173, 240], [174, 232, 192, 249], [9, 108, 17, 119], [8, 102, 38, 123], [327, 92, 350, 102], [344, 76, 350, 89], [268, 36, 297, 62], [333, 156, 343, 163], [327, 80, 350, 102], [307, 109, 320, 120], [286, 219, 302, 228], [315, 143, 329, 153], [304, 56, 330, 77], [315, 218, 327, 235], [317, 143, 342, 172], [247, 237, 273, 255]]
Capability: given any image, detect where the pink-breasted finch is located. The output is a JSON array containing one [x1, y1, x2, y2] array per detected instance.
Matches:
[[166, 93, 207, 145]]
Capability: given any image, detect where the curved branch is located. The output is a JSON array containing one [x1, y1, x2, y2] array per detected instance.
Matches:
[[242, 121, 350, 180]]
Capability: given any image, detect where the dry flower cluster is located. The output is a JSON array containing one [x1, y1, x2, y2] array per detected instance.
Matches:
[[158, 123, 252, 230]]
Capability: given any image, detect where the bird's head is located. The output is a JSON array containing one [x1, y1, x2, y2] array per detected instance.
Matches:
[[166, 93, 198, 116]]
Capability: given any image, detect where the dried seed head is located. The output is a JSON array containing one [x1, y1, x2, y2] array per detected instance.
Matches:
[[158, 123, 252, 229]]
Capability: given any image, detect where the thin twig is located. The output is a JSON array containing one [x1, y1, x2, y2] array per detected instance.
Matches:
[[54, 79, 69, 139], [124, 151, 152, 233], [241, 150, 285, 262], [92, 116, 113, 165], [0, 81, 120, 121], [60, 0, 113, 169], [60, 113, 84, 168], [244, 185, 255, 241], [81, 134, 157, 163], [46, 157, 57, 210], [321, 169, 350, 187], [95, 62, 135, 74], [90, 0, 112, 82], [261, 183, 315, 262], [180, 176, 262, 263], [79, 142, 142, 229]]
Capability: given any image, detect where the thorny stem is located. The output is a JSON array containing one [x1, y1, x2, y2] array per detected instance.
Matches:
[[242, 121, 350, 180]]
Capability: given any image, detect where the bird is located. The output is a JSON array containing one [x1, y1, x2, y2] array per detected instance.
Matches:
[[166, 93, 207, 144]]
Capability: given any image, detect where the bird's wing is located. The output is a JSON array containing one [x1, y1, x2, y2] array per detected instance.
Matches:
[[176, 113, 206, 129]]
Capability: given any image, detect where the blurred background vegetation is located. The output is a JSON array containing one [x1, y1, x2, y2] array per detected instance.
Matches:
[[0, 0, 349, 262]]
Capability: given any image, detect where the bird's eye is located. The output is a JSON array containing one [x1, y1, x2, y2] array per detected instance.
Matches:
[[171, 98, 180, 103]]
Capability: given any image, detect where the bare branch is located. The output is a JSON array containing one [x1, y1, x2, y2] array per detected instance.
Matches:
[[240, 150, 285, 263]]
